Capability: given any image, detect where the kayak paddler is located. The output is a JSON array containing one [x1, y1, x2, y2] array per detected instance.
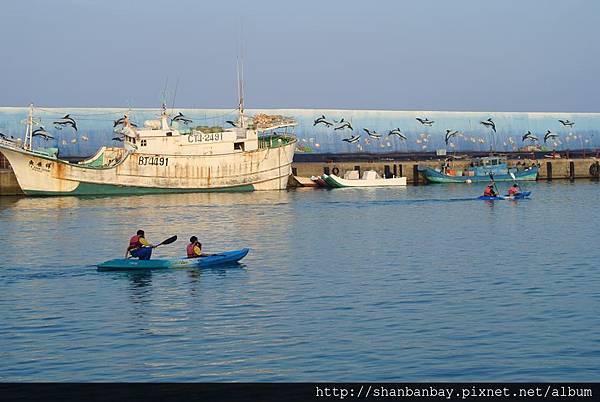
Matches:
[[483, 184, 497, 197], [507, 183, 520, 196], [186, 236, 203, 258], [126, 230, 155, 260]]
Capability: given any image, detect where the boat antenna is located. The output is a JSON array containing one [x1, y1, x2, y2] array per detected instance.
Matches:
[[237, 22, 245, 128], [24, 103, 34, 151], [171, 76, 180, 115], [161, 77, 169, 108], [237, 57, 245, 128]]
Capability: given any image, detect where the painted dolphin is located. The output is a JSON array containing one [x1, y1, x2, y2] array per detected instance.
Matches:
[[314, 117, 333, 127], [480, 118, 496, 132], [521, 131, 538, 142], [313, 115, 327, 126], [558, 119, 575, 127], [32, 126, 54, 141], [544, 130, 559, 143], [334, 121, 353, 131], [53, 114, 78, 131], [172, 112, 193, 124], [388, 128, 406, 140], [445, 129, 459, 145], [342, 134, 361, 143], [416, 117, 434, 126], [113, 115, 128, 127], [363, 128, 381, 139]]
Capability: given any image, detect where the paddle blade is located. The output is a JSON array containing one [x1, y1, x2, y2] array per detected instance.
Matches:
[[158, 235, 177, 246], [510, 172, 517, 181]]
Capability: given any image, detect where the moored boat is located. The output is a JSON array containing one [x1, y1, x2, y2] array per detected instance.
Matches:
[[0, 98, 296, 195], [323, 170, 407, 188], [97, 248, 250, 271], [419, 155, 538, 183]]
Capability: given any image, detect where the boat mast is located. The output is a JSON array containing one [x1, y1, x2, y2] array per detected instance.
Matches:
[[237, 57, 245, 129], [160, 101, 170, 130], [24, 103, 33, 151]]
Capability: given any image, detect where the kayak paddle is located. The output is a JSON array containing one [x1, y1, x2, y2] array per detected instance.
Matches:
[[155, 235, 178, 248], [489, 173, 500, 196]]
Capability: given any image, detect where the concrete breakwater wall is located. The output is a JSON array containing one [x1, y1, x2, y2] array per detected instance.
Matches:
[[0, 170, 22, 195], [292, 158, 600, 184]]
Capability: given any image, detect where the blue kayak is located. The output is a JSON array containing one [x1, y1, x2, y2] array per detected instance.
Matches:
[[478, 191, 531, 201], [97, 248, 249, 271]]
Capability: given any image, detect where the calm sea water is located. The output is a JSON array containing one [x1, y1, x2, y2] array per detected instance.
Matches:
[[0, 181, 599, 381]]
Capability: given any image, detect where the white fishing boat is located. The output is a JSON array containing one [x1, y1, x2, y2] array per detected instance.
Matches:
[[0, 100, 297, 195], [322, 170, 407, 188]]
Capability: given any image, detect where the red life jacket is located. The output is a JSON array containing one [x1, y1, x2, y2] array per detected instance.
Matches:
[[128, 235, 142, 251], [508, 187, 519, 196], [484, 187, 494, 196], [187, 243, 200, 258]]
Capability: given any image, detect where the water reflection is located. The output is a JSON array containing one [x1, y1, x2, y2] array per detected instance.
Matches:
[[2, 182, 600, 381]]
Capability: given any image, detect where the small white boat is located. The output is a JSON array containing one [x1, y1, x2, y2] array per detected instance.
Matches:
[[322, 170, 407, 188]]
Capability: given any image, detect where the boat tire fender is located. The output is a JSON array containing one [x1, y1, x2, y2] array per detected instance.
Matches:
[[590, 162, 600, 178], [332, 167, 340, 176]]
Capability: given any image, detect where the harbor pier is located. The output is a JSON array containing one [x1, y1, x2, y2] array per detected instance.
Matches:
[[0, 155, 22, 195], [2, 153, 600, 195], [291, 152, 600, 185]]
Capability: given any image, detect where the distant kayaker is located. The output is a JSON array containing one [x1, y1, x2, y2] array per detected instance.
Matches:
[[187, 236, 203, 258], [126, 230, 155, 260], [483, 184, 497, 197], [507, 183, 520, 196]]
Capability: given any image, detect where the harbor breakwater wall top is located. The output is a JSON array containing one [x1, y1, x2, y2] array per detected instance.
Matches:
[[1, 107, 599, 157]]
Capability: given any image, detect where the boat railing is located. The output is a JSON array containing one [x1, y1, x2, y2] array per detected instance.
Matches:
[[258, 135, 295, 149]]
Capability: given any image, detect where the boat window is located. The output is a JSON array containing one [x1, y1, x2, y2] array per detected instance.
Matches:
[[141, 140, 147, 147], [234, 142, 244, 151], [166, 132, 172, 137]]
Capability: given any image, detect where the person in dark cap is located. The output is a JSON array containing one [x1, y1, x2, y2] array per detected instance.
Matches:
[[186, 236, 203, 258], [507, 183, 520, 197], [483, 184, 497, 197], [126, 229, 155, 260]]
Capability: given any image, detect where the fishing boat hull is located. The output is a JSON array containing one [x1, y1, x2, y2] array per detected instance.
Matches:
[[420, 166, 538, 183], [97, 248, 250, 271], [478, 191, 531, 200], [323, 174, 407, 188], [0, 139, 295, 195]]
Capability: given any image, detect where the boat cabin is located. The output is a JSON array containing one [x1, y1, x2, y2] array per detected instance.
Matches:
[[439, 155, 509, 177], [118, 112, 259, 156], [468, 156, 509, 176]]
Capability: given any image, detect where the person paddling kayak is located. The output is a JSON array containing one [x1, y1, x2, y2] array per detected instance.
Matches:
[[507, 183, 520, 196], [483, 184, 497, 197], [126, 230, 155, 260], [186, 236, 203, 258]]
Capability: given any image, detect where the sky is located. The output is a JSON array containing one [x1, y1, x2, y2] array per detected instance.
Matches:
[[1, 0, 599, 112]]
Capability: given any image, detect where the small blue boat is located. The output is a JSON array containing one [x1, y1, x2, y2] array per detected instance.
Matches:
[[478, 191, 531, 200], [97, 248, 250, 271], [419, 156, 539, 183]]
